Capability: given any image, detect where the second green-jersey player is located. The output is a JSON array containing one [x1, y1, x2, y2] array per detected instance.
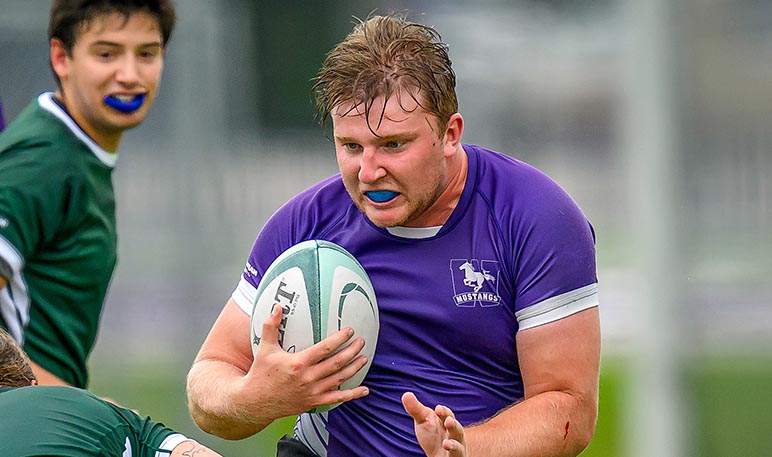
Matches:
[[0, 385, 187, 457]]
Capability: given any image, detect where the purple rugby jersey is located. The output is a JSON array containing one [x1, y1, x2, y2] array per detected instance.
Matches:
[[232, 144, 598, 456]]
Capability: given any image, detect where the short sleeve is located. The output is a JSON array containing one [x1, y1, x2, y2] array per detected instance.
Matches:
[[510, 177, 598, 330]]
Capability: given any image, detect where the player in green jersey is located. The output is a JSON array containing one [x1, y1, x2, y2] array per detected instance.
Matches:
[[0, 328, 222, 457], [0, 1, 175, 388]]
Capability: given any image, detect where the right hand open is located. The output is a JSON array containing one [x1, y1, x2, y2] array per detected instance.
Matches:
[[240, 303, 371, 418]]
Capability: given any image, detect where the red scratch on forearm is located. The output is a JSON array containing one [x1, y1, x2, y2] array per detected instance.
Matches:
[[563, 421, 570, 440]]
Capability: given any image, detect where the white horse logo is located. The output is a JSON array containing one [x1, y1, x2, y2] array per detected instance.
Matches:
[[459, 261, 496, 293]]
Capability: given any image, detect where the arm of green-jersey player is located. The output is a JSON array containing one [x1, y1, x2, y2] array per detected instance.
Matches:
[[170, 440, 222, 456]]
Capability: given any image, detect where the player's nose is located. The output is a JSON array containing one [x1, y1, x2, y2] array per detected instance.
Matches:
[[358, 148, 386, 183]]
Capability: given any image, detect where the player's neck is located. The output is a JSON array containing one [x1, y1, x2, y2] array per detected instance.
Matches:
[[404, 145, 468, 227], [53, 91, 123, 153]]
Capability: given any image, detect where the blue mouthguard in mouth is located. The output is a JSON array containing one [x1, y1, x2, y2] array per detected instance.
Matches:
[[365, 190, 399, 202], [104, 94, 146, 113]]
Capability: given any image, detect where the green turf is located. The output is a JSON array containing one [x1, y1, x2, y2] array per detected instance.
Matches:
[[580, 355, 772, 457], [688, 354, 772, 457], [88, 354, 772, 456], [581, 358, 625, 456]]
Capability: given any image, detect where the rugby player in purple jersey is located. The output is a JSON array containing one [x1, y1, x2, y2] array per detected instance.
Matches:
[[187, 12, 599, 457]]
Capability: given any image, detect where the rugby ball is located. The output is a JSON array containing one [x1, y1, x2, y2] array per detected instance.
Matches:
[[250, 240, 379, 412]]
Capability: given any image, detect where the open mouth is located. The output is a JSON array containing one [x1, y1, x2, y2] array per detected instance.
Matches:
[[104, 94, 146, 113], [365, 190, 399, 203]]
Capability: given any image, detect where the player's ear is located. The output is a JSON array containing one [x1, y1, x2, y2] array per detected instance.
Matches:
[[50, 38, 70, 81], [443, 113, 464, 156]]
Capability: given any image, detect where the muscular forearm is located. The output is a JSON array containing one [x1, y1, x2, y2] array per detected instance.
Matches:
[[186, 359, 275, 440], [465, 390, 596, 457]]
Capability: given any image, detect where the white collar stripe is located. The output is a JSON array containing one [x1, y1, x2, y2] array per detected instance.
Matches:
[[37, 92, 117, 168], [385, 225, 442, 239]]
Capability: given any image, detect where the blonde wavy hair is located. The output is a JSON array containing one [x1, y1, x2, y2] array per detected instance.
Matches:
[[312, 13, 458, 135]]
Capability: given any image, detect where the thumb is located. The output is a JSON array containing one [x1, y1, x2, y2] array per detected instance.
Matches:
[[402, 391, 432, 422], [257, 304, 284, 349]]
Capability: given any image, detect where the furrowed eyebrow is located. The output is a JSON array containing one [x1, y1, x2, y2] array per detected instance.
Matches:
[[378, 133, 416, 143], [334, 131, 418, 144]]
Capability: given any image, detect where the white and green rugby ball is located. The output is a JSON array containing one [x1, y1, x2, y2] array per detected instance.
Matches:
[[250, 240, 379, 412]]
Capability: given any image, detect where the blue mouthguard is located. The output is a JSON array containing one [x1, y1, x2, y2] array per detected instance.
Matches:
[[104, 94, 146, 113], [365, 190, 399, 202]]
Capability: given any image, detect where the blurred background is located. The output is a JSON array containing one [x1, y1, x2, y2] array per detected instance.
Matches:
[[2, 0, 771, 455]]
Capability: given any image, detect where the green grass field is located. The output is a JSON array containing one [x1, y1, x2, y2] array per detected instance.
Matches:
[[89, 354, 772, 456], [587, 355, 772, 457]]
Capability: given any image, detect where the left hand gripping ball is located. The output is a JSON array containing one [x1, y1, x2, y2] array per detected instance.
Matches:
[[250, 240, 379, 412]]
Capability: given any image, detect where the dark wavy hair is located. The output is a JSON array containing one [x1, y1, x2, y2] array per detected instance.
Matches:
[[49, 0, 176, 49], [0, 328, 36, 388], [48, 0, 176, 86], [312, 13, 457, 135]]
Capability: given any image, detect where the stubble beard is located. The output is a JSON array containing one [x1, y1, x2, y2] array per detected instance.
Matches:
[[349, 170, 447, 228]]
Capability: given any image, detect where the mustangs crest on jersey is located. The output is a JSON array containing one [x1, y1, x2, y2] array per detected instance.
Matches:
[[450, 259, 501, 307]]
